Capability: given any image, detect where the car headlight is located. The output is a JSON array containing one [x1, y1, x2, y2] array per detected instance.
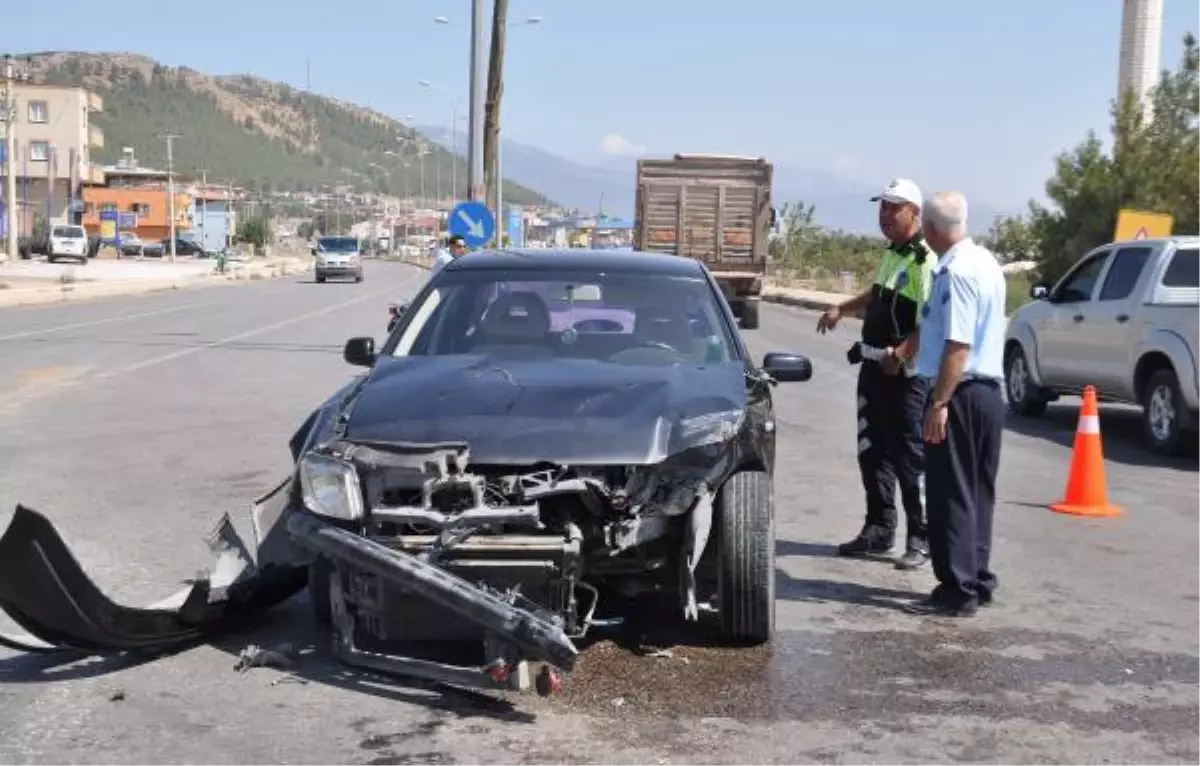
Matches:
[[677, 409, 745, 448], [299, 453, 364, 520]]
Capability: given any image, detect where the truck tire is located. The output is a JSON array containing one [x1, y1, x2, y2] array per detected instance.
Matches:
[[1142, 368, 1191, 456], [1004, 345, 1047, 416], [716, 470, 775, 645], [740, 300, 761, 330]]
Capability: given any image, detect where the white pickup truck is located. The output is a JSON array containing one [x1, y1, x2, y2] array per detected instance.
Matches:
[[1004, 236, 1199, 455]]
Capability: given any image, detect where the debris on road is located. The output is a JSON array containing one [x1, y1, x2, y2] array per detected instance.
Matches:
[[234, 643, 297, 672]]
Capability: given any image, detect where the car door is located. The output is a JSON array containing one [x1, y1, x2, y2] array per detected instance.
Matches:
[[1083, 244, 1155, 397], [1036, 248, 1110, 388]]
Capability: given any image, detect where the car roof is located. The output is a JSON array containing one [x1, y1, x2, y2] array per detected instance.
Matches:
[[444, 247, 708, 277]]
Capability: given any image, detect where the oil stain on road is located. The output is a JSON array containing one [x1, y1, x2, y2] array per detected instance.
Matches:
[[0, 365, 93, 418]]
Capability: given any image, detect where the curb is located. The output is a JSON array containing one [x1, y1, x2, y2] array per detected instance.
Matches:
[[0, 258, 307, 309], [761, 290, 841, 313]]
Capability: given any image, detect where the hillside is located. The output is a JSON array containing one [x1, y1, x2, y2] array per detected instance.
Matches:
[[22, 52, 549, 206]]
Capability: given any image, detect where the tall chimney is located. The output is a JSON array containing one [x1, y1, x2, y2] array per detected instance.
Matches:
[[1118, 0, 1164, 122]]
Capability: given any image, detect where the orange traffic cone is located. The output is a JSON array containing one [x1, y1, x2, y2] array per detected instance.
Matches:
[[1050, 386, 1124, 517]]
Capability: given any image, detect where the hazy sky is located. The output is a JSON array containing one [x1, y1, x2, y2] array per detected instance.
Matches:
[[4, 0, 1196, 208]]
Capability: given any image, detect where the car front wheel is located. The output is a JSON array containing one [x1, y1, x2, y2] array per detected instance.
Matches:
[[1005, 345, 1047, 416], [716, 470, 775, 645]]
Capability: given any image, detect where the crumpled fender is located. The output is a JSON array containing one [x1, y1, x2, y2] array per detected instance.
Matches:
[[0, 479, 308, 655]]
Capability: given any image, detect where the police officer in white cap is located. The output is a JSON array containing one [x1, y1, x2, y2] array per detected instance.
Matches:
[[816, 178, 936, 569]]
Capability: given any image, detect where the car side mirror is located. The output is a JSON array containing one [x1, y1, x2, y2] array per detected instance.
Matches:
[[343, 336, 377, 367], [762, 352, 812, 382], [310, 247, 317, 256], [1030, 283, 1049, 301]]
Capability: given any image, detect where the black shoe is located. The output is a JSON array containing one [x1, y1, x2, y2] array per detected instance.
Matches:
[[894, 548, 930, 570], [837, 534, 894, 557], [903, 596, 978, 618]]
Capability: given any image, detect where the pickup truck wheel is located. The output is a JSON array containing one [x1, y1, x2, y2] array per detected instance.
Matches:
[[716, 470, 775, 645], [1004, 346, 1047, 416], [740, 300, 761, 330], [1143, 369, 1188, 456]]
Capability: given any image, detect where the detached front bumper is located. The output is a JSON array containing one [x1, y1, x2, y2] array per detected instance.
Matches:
[[0, 503, 306, 654]]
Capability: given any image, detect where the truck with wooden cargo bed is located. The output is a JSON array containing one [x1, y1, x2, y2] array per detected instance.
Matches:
[[633, 154, 775, 330]]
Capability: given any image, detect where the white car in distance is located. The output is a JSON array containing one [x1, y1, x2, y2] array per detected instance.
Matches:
[[47, 225, 90, 264]]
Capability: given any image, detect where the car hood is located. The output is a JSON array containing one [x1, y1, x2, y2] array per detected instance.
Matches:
[[339, 355, 749, 465]]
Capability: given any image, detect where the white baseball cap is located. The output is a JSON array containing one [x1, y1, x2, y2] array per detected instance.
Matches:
[[870, 178, 923, 209]]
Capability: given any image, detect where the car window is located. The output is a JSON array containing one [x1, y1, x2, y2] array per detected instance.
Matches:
[[1162, 247, 1199, 287], [52, 226, 85, 238], [1056, 251, 1108, 303], [1098, 246, 1152, 301], [317, 237, 358, 253], [391, 268, 739, 367]]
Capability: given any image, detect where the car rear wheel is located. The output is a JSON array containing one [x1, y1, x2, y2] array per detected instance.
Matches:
[[1143, 368, 1191, 456], [1004, 345, 1047, 416], [716, 470, 775, 645]]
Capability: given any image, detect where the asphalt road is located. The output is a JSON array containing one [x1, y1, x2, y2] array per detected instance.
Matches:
[[0, 261, 1196, 765]]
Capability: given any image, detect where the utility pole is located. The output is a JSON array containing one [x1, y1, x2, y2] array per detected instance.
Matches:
[[484, 0, 508, 226], [162, 133, 181, 262], [2, 55, 25, 263], [467, 0, 486, 202]]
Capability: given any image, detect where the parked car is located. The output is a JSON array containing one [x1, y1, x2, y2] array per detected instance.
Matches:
[[1004, 236, 1199, 455], [312, 235, 364, 283], [159, 237, 209, 257], [46, 225, 89, 264], [119, 233, 161, 258], [18, 235, 46, 259]]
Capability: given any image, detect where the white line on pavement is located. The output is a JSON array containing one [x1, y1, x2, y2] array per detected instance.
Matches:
[[0, 302, 212, 342], [112, 276, 418, 375]]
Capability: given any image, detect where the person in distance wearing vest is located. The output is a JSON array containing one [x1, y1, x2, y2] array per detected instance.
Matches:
[[816, 178, 937, 570]]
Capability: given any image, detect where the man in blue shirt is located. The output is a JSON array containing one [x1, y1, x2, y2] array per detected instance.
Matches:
[[432, 234, 468, 275], [901, 190, 1007, 618]]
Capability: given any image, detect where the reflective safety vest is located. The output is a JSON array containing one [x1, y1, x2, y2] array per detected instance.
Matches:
[[860, 235, 936, 348]]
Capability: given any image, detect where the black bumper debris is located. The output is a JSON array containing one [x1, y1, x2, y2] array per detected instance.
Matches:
[[0, 504, 305, 654]]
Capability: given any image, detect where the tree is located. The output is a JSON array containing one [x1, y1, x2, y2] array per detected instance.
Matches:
[[237, 217, 268, 248], [1028, 32, 1198, 280], [980, 214, 1037, 263]]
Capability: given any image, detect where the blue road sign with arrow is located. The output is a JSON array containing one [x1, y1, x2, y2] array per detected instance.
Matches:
[[448, 200, 495, 248]]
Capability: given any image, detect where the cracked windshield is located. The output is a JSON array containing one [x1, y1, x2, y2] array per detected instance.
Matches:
[[0, 1, 1196, 764]]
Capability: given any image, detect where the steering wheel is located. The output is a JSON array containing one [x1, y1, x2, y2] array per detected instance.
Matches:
[[607, 340, 684, 365]]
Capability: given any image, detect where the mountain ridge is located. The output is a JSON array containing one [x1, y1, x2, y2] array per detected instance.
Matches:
[[422, 126, 1009, 233], [19, 51, 548, 205]]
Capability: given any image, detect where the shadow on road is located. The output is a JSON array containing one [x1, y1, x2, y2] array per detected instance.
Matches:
[[774, 570, 923, 613], [1005, 403, 1198, 470], [0, 596, 535, 724], [0, 639, 204, 684]]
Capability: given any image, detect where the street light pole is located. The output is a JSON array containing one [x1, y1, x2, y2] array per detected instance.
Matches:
[[162, 133, 181, 262], [2, 55, 23, 263]]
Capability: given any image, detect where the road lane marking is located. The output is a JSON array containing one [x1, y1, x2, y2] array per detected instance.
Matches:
[[0, 302, 212, 342], [113, 275, 419, 375]]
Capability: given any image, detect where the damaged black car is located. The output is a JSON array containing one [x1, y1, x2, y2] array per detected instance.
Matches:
[[0, 248, 813, 696]]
